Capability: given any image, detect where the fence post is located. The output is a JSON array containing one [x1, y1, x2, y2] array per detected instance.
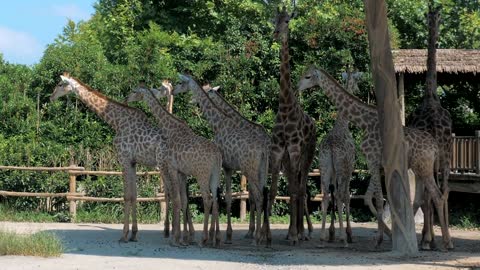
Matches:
[[240, 175, 247, 221], [159, 176, 167, 221], [68, 170, 77, 221], [476, 130, 480, 175]]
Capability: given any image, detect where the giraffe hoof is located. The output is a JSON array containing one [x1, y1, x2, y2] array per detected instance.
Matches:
[[421, 242, 431, 251], [129, 237, 138, 242], [289, 237, 299, 246], [347, 234, 353, 244], [118, 238, 128, 243], [244, 232, 254, 239], [164, 230, 170, 238]]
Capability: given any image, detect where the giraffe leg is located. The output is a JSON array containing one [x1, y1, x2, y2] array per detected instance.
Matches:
[[261, 186, 272, 247], [319, 167, 332, 243], [297, 170, 308, 241], [180, 173, 195, 243], [178, 173, 190, 245], [223, 169, 234, 244], [169, 170, 184, 246], [249, 184, 263, 246], [268, 148, 284, 217], [163, 191, 170, 238], [200, 190, 212, 247], [120, 177, 131, 243], [425, 175, 452, 251], [304, 196, 313, 240], [441, 167, 453, 249], [160, 169, 173, 238], [337, 195, 347, 247], [120, 163, 136, 243], [374, 188, 385, 248], [245, 194, 255, 239], [130, 179, 138, 242], [420, 190, 433, 250], [345, 194, 353, 244], [210, 172, 221, 248]]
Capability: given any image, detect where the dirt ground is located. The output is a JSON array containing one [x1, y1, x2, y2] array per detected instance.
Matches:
[[0, 221, 479, 270]]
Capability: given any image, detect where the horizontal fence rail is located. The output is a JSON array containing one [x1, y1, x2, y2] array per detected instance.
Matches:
[[0, 166, 369, 221]]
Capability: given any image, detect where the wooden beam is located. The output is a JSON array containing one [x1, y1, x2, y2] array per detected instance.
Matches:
[[0, 165, 84, 172]]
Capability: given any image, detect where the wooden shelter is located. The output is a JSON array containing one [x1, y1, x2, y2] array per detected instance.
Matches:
[[392, 49, 480, 124], [393, 49, 480, 193]]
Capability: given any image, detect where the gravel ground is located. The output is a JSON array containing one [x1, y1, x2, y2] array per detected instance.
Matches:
[[1, 221, 479, 270]]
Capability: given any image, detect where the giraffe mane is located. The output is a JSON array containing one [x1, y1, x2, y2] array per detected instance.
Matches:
[[316, 67, 377, 112], [211, 90, 266, 130], [72, 77, 144, 112], [144, 87, 189, 126]]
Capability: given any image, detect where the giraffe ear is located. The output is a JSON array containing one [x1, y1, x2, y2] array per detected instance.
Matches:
[[60, 75, 69, 83], [211, 86, 220, 91]]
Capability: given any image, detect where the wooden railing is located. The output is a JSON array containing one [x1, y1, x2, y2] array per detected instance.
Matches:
[[451, 131, 480, 174], [0, 166, 333, 222]]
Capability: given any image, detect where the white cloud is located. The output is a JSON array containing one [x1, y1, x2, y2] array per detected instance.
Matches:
[[0, 26, 43, 65], [51, 4, 91, 21]]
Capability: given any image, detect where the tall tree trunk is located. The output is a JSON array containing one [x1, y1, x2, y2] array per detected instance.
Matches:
[[364, 0, 418, 255]]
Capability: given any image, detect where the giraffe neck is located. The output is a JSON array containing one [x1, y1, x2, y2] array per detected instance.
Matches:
[[209, 91, 264, 129], [425, 8, 440, 102], [316, 70, 377, 131], [143, 88, 186, 130], [189, 81, 233, 131], [72, 79, 141, 131], [278, 34, 299, 117]]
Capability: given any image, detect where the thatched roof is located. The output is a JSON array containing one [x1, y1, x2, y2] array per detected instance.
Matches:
[[392, 49, 480, 74]]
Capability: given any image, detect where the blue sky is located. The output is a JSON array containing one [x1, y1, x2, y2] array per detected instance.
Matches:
[[0, 1, 96, 66]]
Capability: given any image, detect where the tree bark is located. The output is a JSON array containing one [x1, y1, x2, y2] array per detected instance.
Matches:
[[364, 0, 418, 255]]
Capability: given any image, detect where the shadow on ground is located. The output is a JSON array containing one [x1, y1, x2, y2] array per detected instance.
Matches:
[[42, 223, 480, 268]]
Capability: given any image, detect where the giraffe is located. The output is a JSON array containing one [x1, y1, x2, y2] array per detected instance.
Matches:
[[297, 66, 453, 250], [202, 85, 272, 242], [50, 73, 170, 244], [269, 6, 317, 244], [407, 8, 453, 250], [173, 74, 271, 246], [126, 81, 223, 247], [317, 71, 359, 247]]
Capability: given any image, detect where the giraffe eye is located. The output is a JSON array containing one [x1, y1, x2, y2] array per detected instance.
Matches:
[[305, 76, 311, 79]]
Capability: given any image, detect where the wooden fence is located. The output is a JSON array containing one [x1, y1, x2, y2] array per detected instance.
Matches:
[[0, 165, 332, 222], [451, 130, 480, 174]]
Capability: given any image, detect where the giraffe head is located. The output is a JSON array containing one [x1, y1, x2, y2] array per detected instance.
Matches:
[[341, 71, 362, 94], [202, 84, 221, 98], [297, 65, 322, 92], [173, 74, 200, 103], [126, 81, 169, 103], [50, 72, 77, 101], [273, 6, 295, 40]]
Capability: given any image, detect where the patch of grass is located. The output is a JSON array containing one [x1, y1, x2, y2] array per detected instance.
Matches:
[[0, 204, 57, 222], [452, 214, 480, 230], [0, 230, 64, 257]]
